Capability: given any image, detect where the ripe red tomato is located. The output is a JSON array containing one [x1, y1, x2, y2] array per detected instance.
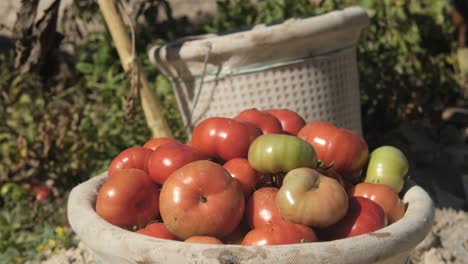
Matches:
[[234, 108, 283, 134], [184, 236, 224, 244], [348, 183, 406, 224], [317, 196, 387, 241], [264, 109, 306, 135], [96, 169, 160, 229], [190, 117, 262, 161], [136, 222, 180, 240], [297, 121, 368, 178], [108, 146, 153, 178], [245, 187, 287, 229], [223, 158, 258, 198], [159, 160, 245, 240], [143, 137, 179, 150], [241, 222, 316, 246], [147, 142, 206, 185]]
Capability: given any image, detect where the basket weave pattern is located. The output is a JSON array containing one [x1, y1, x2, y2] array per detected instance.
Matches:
[[175, 47, 362, 134]]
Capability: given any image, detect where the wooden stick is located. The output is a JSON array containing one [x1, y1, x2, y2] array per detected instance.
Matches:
[[97, 0, 172, 138]]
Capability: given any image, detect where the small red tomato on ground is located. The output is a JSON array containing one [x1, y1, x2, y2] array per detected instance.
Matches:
[[190, 117, 262, 161], [297, 121, 368, 178], [136, 222, 180, 240], [108, 146, 153, 177], [234, 108, 283, 134], [159, 160, 245, 240], [317, 196, 387, 241], [147, 142, 206, 185], [96, 169, 160, 229], [143, 137, 179, 150], [348, 183, 406, 224], [265, 109, 306, 135], [223, 158, 258, 198], [184, 236, 224, 244]]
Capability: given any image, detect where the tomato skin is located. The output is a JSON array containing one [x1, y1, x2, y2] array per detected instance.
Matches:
[[241, 222, 316, 246], [159, 160, 245, 240], [317, 197, 387, 241], [348, 183, 406, 224], [245, 187, 287, 229], [297, 121, 368, 178], [147, 143, 206, 185], [234, 108, 283, 134], [96, 169, 160, 229], [190, 117, 262, 161], [264, 109, 306, 136], [364, 146, 409, 193], [277, 168, 348, 228], [223, 158, 258, 198], [143, 137, 179, 150], [185, 236, 224, 244], [248, 134, 317, 174], [108, 147, 153, 178], [136, 222, 180, 240]]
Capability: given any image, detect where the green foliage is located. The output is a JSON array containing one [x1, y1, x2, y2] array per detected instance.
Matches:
[[0, 183, 75, 263]]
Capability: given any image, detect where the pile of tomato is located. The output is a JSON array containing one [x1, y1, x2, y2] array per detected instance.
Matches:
[[95, 108, 409, 245]]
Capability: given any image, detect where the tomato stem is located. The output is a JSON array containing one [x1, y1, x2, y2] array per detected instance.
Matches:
[[200, 194, 208, 203]]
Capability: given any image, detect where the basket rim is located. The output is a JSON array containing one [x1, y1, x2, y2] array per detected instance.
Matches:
[[67, 172, 434, 263]]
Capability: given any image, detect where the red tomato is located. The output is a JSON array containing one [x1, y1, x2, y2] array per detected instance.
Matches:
[[223, 158, 258, 198], [136, 222, 180, 240], [297, 121, 368, 178], [159, 160, 245, 240], [185, 236, 224, 244], [241, 222, 315, 246], [108, 147, 153, 178], [317, 196, 387, 241], [319, 168, 345, 187], [245, 187, 287, 229], [234, 108, 283, 134], [265, 109, 306, 135], [147, 143, 206, 185], [96, 169, 160, 229], [190, 117, 262, 161], [143, 137, 179, 150], [348, 183, 406, 224]]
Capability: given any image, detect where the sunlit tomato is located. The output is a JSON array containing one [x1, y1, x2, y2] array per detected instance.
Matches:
[[241, 222, 316, 246], [185, 236, 224, 244], [364, 146, 409, 193], [96, 169, 160, 229], [234, 108, 283, 134], [160, 160, 245, 240], [297, 121, 368, 178], [317, 197, 387, 241], [108, 146, 153, 178], [245, 187, 287, 229], [190, 117, 262, 161], [348, 183, 406, 224], [277, 168, 348, 228], [147, 143, 206, 185], [136, 222, 180, 240], [248, 134, 317, 174], [264, 109, 306, 135], [223, 158, 258, 198], [143, 137, 179, 150]]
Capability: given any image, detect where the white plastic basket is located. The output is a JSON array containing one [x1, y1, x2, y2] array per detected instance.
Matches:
[[68, 172, 434, 264], [149, 7, 369, 134]]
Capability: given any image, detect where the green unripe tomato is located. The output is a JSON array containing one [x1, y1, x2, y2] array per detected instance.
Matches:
[[248, 134, 317, 174], [364, 146, 409, 193]]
